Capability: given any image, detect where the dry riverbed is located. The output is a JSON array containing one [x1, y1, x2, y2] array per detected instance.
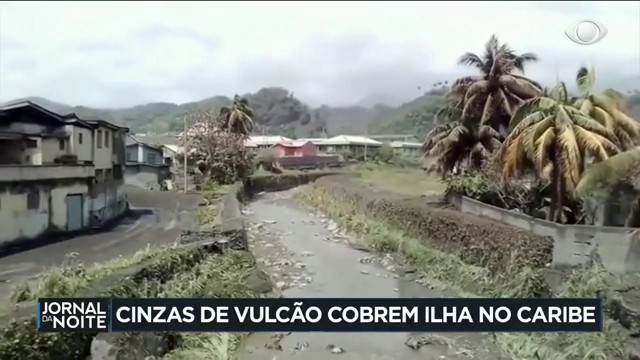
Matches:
[[236, 187, 508, 360]]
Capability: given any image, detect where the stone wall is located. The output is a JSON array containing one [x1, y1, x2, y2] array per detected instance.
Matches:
[[453, 195, 640, 274], [312, 175, 554, 276]]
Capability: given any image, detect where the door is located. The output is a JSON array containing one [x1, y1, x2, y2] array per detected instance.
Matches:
[[66, 194, 84, 231]]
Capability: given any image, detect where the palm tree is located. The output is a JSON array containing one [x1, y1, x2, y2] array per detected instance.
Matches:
[[576, 148, 640, 227], [423, 118, 502, 176], [453, 35, 543, 132], [499, 82, 620, 221], [573, 67, 640, 150], [218, 95, 255, 136]]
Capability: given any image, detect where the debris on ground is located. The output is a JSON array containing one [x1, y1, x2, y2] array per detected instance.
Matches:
[[265, 332, 291, 351], [263, 220, 277, 224], [326, 344, 346, 354]]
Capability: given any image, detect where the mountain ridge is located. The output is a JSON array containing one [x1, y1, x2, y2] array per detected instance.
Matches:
[[4, 87, 639, 140]]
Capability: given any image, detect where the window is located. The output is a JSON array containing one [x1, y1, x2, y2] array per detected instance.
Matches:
[[105, 168, 112, 181], [97, 130, 103, 148], [95, 169, 104, 181], [126, 151, 133, 162], [78, 133, 83, 145], [27, 191, 39, 210], [105, 130, 109, 148], [25, 139, 37, 148], [147, 153, 157, 164], [58, 139, 65, 150]]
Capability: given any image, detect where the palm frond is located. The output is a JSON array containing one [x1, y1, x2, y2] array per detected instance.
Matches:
[[576, 149, 640, 196]]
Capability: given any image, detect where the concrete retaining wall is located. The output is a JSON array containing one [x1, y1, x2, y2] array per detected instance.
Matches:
[[453, 195, 640, 274]]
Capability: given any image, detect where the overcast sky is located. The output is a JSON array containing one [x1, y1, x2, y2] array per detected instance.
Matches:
[[0, 1, 638, 108]]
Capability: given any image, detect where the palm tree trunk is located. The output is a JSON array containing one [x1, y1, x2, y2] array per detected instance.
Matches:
[[548, 162, 561, 222], [625, 196, 640, 227]]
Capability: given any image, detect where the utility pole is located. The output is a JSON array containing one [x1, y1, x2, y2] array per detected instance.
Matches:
[[183, 116, 188, 193], [364, 129, 368, 162]]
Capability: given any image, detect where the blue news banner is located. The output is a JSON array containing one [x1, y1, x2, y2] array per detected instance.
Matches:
[[36, 297, 604, 333]]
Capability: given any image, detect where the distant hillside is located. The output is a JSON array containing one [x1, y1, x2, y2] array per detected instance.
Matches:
[[5, 87, 639, 141]]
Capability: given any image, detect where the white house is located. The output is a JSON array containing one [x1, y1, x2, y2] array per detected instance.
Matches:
[[389, 141, 423, 155], [0, 101, 129, 244], [316, 135, 383, 157]]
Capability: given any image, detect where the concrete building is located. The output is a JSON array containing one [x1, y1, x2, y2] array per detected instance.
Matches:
[[161, 145, 183, 166], [245, 135, 293, 149], [0, 101, 129, 244], [316, 135, 383, 158], [389, 141, 423, 155], [272, 141, 317, 157], [125, 135, 170, 191]]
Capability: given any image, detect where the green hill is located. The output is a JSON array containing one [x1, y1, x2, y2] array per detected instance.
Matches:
[[5, 87, 638, 142]]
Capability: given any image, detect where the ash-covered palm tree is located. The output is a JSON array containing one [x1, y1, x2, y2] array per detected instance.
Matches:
[[576, 149, 640, 227], [422, 118, 502, 176], [573, 67, 640, 150], [218, 95, 255, 136], [499, 82, 620, 221], [453, 35, 543, 132]]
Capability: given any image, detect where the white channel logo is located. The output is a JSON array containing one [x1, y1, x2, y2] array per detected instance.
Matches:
[[565, 20, 608, 45]]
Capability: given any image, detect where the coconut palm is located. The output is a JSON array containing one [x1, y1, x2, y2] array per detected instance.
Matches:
[[453, 35, 543, 132], [576, 149, 640, 227], [573, 67, 640, 150], [499, 82, 621, 221], [218, 95, 255, 136], [423, 118, 502, 176]]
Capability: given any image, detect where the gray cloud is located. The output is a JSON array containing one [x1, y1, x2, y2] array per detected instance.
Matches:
[[134, 25, 219, 49], [0, 1, 637, 109]]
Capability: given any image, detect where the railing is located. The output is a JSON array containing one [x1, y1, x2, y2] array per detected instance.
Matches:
[[0, 164, 95, 182]]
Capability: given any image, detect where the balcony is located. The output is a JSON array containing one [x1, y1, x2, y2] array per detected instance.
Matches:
[[0, 164, 95, 182]]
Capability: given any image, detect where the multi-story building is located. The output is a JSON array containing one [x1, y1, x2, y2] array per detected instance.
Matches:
[[124, 134, 170, 191], [0, 101, 129, 244]]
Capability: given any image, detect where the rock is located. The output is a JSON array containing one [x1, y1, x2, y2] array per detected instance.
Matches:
[[327, 221, 338, 231], [263, 220, 277, 224], [246, 269, 273, 293], [612, 290, 640, 336], [326, 344, 346, 354], [241, 209, 254, 215], [294, 262, 306, 269], [276, 281, 288, 289], [360, 269, 370, 275], [301, 251, 314, 257], [293, 341, 310, 351]]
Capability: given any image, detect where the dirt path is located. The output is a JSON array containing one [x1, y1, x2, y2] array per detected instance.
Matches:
[[237, 188, 508, 360]]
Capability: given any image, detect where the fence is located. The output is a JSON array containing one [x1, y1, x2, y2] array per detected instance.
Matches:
[[276, 155, 342, 169]]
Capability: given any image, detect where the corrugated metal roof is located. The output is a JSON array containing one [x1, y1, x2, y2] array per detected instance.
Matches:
[[248, 135, 294, 145], [163, 145, 183, 153], [389, 141, 422, 148], [317, 135, 383, 146], [274, 140, 312, 148]]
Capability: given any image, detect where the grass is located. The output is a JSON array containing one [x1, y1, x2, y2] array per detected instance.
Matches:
[[298, 184, 634, 360], [3, 197, 265, 360], [10, 245, 168, 303], [351, 162, 445, 196]]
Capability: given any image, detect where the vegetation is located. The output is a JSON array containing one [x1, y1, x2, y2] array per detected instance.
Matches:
[[422, 34, 640, 225], [181, 108, 255, 184], [298, 183, 630, 359], [218, 95, 255, 136]]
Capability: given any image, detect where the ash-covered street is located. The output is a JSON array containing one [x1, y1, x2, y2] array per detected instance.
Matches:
[[0, 186, 202, 305]]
